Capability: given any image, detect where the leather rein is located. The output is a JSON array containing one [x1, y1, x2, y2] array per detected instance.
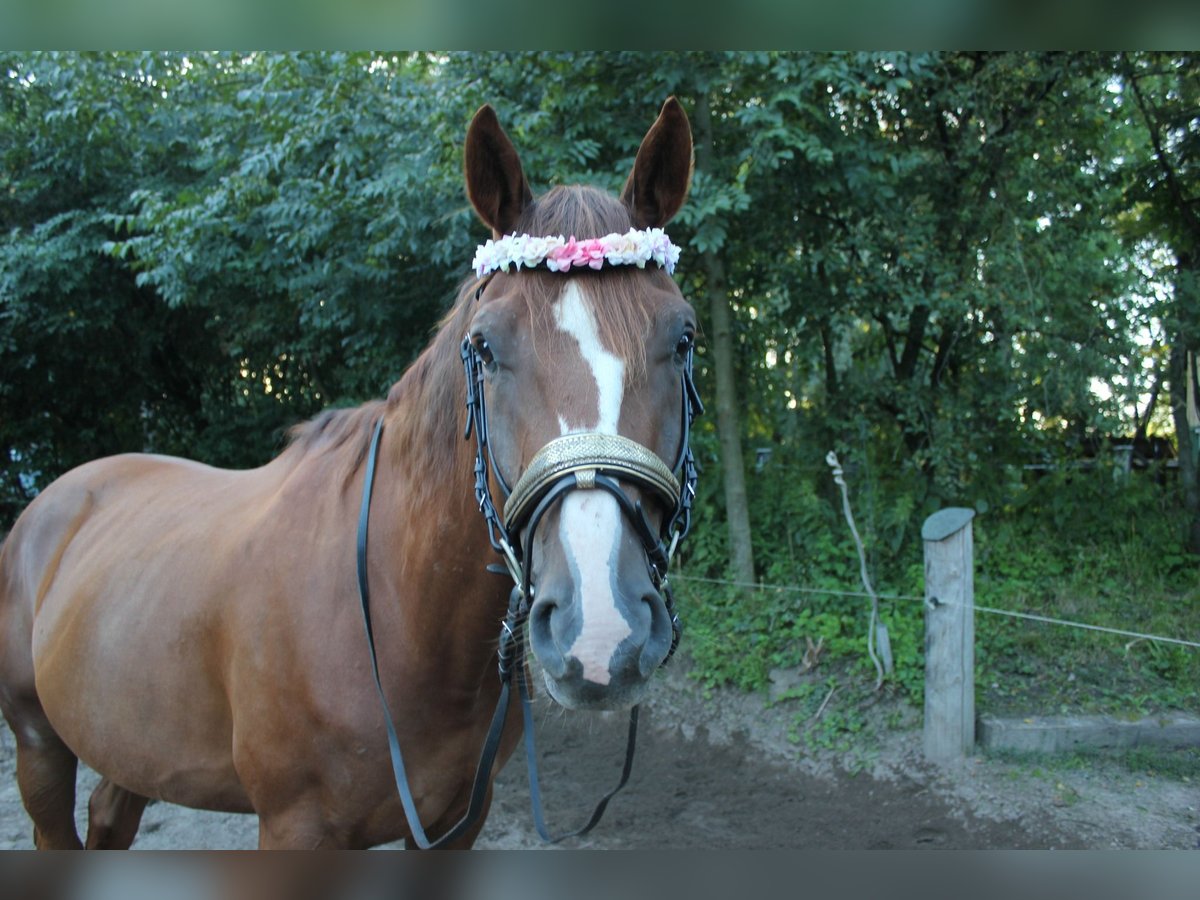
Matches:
[[356, 294, 702, 849]]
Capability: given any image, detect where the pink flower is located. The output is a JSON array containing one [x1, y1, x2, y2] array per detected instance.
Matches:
[[578, 238, 606, 270], [545, 236, 579, 272]]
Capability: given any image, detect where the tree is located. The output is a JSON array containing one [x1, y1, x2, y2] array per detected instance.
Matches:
[[1, 51, 480, 530], [0, 52, 205, 523], [737, 54, 1139, 475], [3, 50, 1186, 573], [1118, 51, 1200, 552]]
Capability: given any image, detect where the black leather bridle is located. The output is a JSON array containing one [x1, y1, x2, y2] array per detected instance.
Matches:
[[355, 284, 702, 849], [461, 325, 702, 665]]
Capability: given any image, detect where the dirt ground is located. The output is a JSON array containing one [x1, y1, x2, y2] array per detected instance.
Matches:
[[0, 656, 1196, 850]]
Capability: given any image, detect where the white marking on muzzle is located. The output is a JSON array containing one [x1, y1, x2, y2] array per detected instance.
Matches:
[[552, 283, 629, 685]]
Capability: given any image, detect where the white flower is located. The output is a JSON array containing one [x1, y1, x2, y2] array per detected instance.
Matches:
[[472, 229, 680, 278]]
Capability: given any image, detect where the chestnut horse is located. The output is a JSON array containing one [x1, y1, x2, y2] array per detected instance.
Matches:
[[0, 98, 696, 849]]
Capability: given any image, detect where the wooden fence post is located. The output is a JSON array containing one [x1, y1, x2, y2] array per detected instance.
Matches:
[[922, 507, 976, 763]]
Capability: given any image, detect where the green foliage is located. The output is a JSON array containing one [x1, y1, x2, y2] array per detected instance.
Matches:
[[2, 52, 1195, 728], [679, 406, 1197, 721], [972, 468, 1199, 717], [2, 52, 487, 519]]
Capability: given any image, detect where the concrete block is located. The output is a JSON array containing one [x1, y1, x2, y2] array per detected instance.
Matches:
[[977, 713, 1200, 754]]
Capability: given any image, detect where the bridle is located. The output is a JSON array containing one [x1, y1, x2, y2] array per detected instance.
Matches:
[[460, 313, 702, 669], [355, 276, 702, 849]]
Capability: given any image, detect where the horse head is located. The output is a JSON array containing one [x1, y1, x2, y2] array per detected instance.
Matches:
[[462, 98, 697, 711]]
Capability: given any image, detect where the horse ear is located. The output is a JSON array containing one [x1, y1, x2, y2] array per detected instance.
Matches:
[[464, 104, 533, 237], [620, 97, 694, 229]]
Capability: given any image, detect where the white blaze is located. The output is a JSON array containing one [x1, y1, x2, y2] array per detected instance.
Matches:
[[552, 283, 629, 684]]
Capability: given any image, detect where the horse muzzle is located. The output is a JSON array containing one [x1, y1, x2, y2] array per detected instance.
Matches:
[[526, 507, 676, 709]]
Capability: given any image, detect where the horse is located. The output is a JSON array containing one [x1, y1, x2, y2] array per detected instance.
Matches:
[[0, 97, 697, 849]]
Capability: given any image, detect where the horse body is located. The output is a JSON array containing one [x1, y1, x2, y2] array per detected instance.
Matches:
[[2, 362, 515, 846], [0, 98, 694, 848], [17, 453, 262, 811]]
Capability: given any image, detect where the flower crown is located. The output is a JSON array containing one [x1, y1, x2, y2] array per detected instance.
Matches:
[[472, 228, 681, 279]]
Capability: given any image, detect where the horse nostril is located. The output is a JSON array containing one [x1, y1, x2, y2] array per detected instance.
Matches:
[[637, 589, 673, 678], [528, 599, 567, 679]]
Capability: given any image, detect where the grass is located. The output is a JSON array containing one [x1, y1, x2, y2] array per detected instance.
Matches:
[[972, 499, 1200, 718], [677, 469, 1200, 729]]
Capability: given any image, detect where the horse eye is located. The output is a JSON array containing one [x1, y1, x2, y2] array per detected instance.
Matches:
[[675, 331, 695, 358], [472, 334, 494, 366]]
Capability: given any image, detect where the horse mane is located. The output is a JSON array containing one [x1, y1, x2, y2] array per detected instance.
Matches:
[[282, 401, 386, 477]]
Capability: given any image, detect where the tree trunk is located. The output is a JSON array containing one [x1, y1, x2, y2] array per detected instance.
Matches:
[[694, 92, 756, 584], [1168, 343, 1200, 553], [702, 250, 756, 583], [1169, 250, 1200, 553]]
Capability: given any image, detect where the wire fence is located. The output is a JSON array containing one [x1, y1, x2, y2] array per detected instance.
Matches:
[[671, 573, 1200, 650]]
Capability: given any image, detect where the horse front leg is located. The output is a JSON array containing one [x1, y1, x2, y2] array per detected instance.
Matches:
[[256, 802, 354, 849]]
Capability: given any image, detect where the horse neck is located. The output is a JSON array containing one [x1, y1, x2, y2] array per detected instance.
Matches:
[[371, 303, 510, 677], [384, 326, 473, 494]]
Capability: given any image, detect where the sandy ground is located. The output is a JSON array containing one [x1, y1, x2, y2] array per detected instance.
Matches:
[[1, 656, 1196, 850]]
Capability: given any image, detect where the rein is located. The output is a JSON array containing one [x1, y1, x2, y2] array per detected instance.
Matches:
[[355, 308, 701, 850]]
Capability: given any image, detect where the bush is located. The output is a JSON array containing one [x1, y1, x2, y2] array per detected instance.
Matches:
[[678, 457, 1198, 722]]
